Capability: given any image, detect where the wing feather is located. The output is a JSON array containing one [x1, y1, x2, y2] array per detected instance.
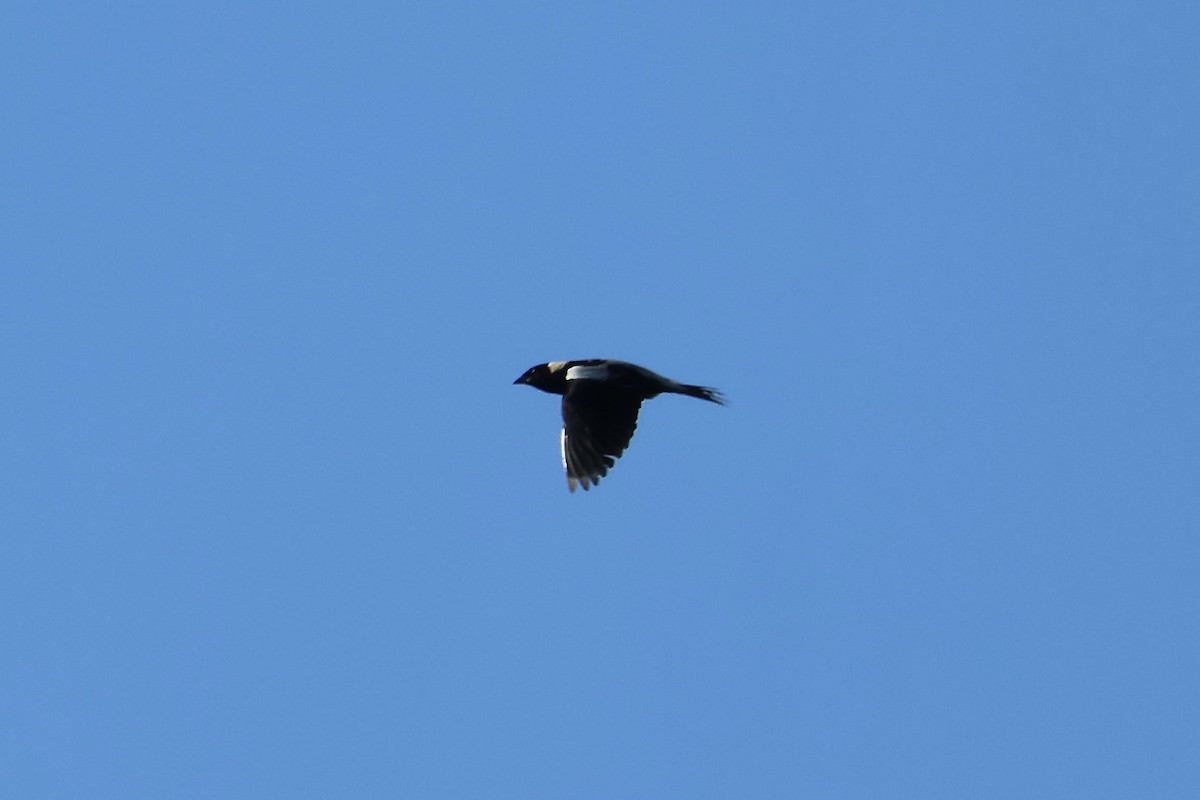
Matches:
[[560, 379, 641, 491]]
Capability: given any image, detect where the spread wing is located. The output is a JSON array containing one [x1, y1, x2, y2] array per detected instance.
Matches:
[[560, 378, 643, 492]]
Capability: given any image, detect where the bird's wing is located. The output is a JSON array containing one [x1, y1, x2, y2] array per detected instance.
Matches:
[[560, 379, 642, 492]]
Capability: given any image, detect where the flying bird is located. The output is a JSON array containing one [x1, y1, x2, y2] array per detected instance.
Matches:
[[514, 359, 725, 491]]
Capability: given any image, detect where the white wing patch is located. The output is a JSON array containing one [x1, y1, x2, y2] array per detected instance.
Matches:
[[566, 363, 610, 381], [560, 428, 578, 492]]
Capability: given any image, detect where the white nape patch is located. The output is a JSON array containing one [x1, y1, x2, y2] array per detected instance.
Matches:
[[546, 361, 569, 373], [566, 364, 610, 381]]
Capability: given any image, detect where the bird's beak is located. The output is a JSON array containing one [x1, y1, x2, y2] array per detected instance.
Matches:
[[513, 376, 525, 385]]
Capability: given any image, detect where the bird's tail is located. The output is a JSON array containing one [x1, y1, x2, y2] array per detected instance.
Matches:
[[672, 383, 726, 405]]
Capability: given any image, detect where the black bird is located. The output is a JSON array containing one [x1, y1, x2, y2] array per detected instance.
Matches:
[[514, 359, 725, 491]]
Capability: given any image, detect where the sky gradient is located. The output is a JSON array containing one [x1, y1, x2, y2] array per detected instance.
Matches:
[[3, 2, 1198, 797]]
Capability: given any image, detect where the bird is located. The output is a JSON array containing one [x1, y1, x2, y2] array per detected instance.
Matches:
[[514, 359, 725, 491]]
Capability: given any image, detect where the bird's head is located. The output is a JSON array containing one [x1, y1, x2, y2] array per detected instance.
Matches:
[[513, 361, 567, 395]]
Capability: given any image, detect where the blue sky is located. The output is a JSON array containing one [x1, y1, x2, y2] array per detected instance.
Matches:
[[3, 2, 1198, 797]]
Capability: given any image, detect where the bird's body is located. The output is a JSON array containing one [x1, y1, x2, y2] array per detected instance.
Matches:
[[514, 359, 725, 491]]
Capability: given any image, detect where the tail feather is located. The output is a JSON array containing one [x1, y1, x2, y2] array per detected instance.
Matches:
[[673, 383, 726, 405]]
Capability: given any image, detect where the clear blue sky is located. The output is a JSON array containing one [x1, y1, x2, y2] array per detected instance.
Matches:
[[3, 2, 1198, 797]]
